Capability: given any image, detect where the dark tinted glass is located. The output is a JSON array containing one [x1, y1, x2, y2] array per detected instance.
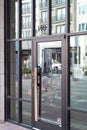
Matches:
[[9, 0, 18, 39], [10, 100, 18, 121], [9, 42, 19, 97], [70, 111, 87, 130], [22, 102, 32, 125]]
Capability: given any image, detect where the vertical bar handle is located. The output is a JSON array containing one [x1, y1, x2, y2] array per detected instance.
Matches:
[[34, 67, 38, 121]]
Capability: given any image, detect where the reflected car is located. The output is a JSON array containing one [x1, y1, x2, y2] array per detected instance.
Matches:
[[52, 60, 61, 71]]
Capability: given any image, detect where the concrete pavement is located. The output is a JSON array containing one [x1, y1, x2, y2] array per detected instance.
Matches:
[[0, 122, 31, 130]]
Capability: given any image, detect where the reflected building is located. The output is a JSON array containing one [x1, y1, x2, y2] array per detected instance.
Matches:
[[36, 0, 48, 36], [36, 0, 66, 35], [21, 0, 32, 73], [77, 0, 87, 31], [51, 0, 66, 34], [71, 0, 87, 32], [70, 0, 87, 69], [0, 0, 87, 130], [22, 0, 32, 38]]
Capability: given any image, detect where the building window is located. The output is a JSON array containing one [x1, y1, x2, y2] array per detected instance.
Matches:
[[78, 23, 87, 31], [21, 1, 32, 38], [41, 0, 47, 7], [55, 0, 66, 4], [41, 11, 47, 23], [22, 16, 31, 29], [22, 2, 31, 14], [82, 23, 85, 30], [22, 30, 31, 38], [56, 24, 65, 34], [56, 8, 65, 21], [86, 23, 87, 30], [79, 24, 81, 31]]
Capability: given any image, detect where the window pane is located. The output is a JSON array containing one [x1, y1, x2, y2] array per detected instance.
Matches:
[[70, 0, 87, 32], [70, 111, 87, 130], [9, 100, 18, 121], [9, 0, 18, 39], [35, 1, 48, 36], [21, 0, 32, 38], [56, 24, 65, 34], [22, 41, 32, 100], [9, 42, 19, 97], [70, 35, 87, 110], [22, 102, 32, 125], [41, 11, 47, 23], [51, 0, 66, 34], [37, 41, 62, 125]]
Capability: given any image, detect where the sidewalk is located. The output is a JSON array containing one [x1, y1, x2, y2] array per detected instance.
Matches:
[[0, 122, 31, 130]]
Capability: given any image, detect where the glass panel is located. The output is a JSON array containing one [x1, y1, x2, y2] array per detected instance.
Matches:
[[35, 0, 48, 36], [9, 100, 18, 121], [51, 0, 66, 34], [70, 111, 87, 130], [9, 42, 19, 97], [70, 0, 87, 32], [70, 35, 87, 110], [22, 102, 32, 125], [38, 41, 62, 127], [21, 0, 32, 38], [22, 41, 32, 100], [9, 0, 18, 39]]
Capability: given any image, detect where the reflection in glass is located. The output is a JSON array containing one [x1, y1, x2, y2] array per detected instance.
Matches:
[[70, 0, 87, 32], [70, 111, 87, 130], [9, 0, 18, 39], [21, 0, 32, 38], [35, 0, 48, 36], [22, 41, 32, 100], [70, 35, 87, 110], [22, 102, 32, 125], [10, 100, 18, 121], [10, 42, 19, 97], [38, 41, 62, 125], [51, 0, 66, 34]]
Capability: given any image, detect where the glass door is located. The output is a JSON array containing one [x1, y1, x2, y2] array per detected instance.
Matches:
[[32, 37, 66, 130]]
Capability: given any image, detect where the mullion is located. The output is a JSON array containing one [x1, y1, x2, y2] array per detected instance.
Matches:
[[18, 42, 22, 123], [32, 0, 35, 37], [48, 0, 51, 35], [4, 0, 7, 119], [66, 1, 70, 130], [66, 1, 71, 130], [18, 0, 22, 123], [66, 0, 70, 33], [7, 42, 11, 120], [19, 0, 22, 38], [6, 42, 11, 120], [6, 0, 10, 39]]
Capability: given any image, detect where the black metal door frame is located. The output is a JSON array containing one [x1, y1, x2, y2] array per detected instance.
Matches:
[[32, 35, 67, 130]]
